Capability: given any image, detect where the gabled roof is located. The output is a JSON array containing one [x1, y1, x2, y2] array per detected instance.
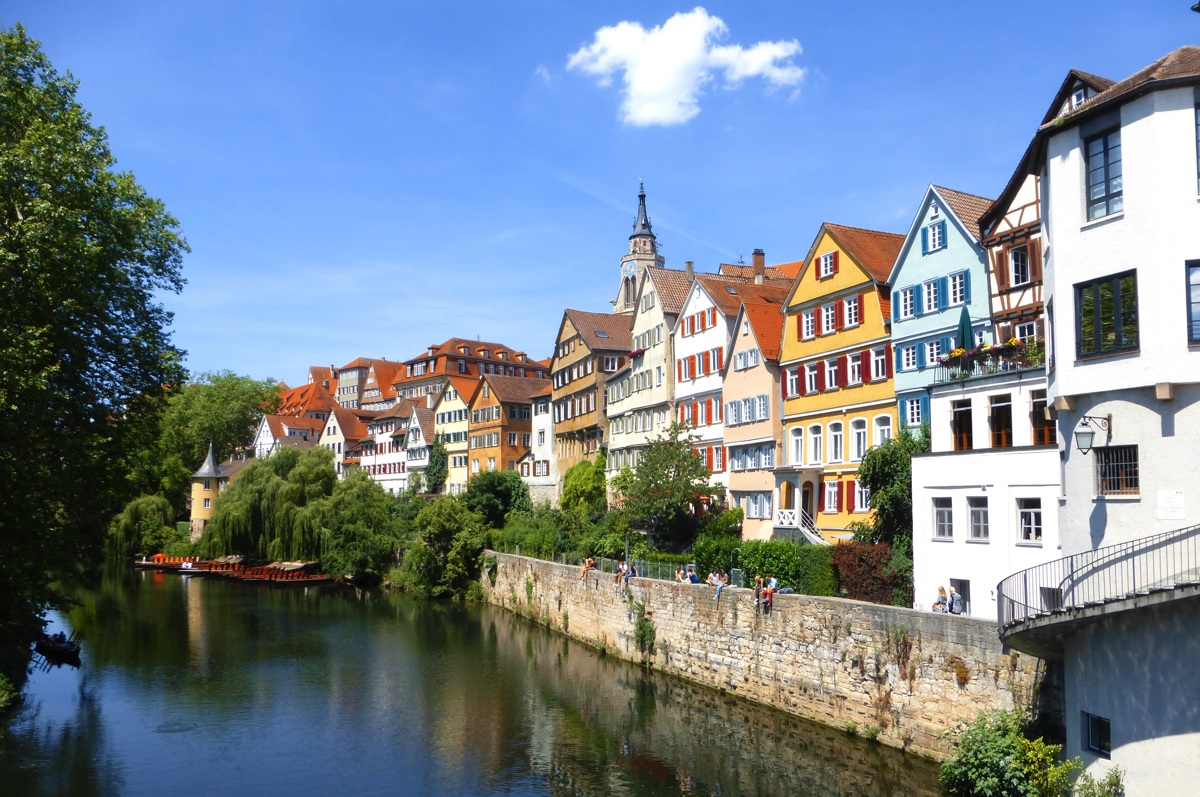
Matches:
[[694, 275, 789, 318], [824, 223, 905, 283], [308, 365, 334, 387], [340, 356, 399, 372], [410, 407, 435, 443], [407, 336, 533, 366], [931, 185, 993, 243], [741, 300, 785, 363], [562, 308, 634, 352], [1041, 48, 1200, 131], [718, 262, 804, 283], [645, 266, 694, 316], [1038, 68, 1117, 127], [479, 374, 548, 404], [327, 405, 376, 444], [441, 375, 480, 404], [277, 380, 336, 417], [529, 382, 552, 399], [263, 415, 324, 439]]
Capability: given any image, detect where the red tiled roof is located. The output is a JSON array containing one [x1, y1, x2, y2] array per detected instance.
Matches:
[[742, 301, 785, 363], [277, 381, 336, 417], [411, 407, 435, 442], [1046, 47, 1200, 129], [646, 267, 694, 315], [481, 374, 549, 403], [563, 308, 634, 352], [933, 185, 994, 243], [404, 337, 535, 367], [718, 262, 803, 284], [695, 275, 789, 318], [823, 223, 905, 283]]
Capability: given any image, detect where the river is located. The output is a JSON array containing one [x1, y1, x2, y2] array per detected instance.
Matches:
[[0, 568, 941, 796]]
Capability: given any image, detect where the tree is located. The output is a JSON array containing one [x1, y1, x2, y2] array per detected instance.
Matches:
[[463, 469, 532, 529], [850, 425, 930, 548], [559, 455, 607, 518], [424, 439, 448, 495], [106, 495, 181, 561], [0, 25, 188, 666], [397, 496, 484, 599], [320, 469, 406, 579], [620, 422, 717, 550], [941, 710, 1080, 797]]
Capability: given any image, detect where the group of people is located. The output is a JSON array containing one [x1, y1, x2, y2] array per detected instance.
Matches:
[[612, 560, 638, 588], [931, 585, 964, 615], [674, 566, 700, 584]]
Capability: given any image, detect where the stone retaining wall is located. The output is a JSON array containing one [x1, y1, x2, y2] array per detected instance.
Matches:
[[483, 551, 1062, 761]]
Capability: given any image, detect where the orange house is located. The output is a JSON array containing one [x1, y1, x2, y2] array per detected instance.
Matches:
[[467, 374, 545, 475]]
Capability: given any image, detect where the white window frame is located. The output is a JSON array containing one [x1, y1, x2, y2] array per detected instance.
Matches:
[[1010, 246, 1030, 286], [822, 304, 836, 334], [874, 415, 892, 445], [790, 427, 804, 466], [968, 496, 989, 540], [854, 480, 870, 512], [948, 272, 966, 305], [848, 355, 862, 385], [844, 295, 860, 327], [923, 280, 940, 313], [906, 398, 923, 427], [933, 497, 953, 538], [1018, 498, 1043, 543], [809, 425, 823, 464], [902, 346, 918, 371], [819, 252, 836, 278], [823, 480, 839, 513], [899, 287, 915, 319], [802, 310, 816, 339], [926, 339, 942, 364], [871, 348, 887, 381], [825, 359, 838, 390], [928, 221, 945, 251], [805, 364, 818, 394], [851, 419, 868, 461], [829, 422, 844, 462]]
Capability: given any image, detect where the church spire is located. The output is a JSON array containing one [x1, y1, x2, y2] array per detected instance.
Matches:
[[631, 180, 654, 241]]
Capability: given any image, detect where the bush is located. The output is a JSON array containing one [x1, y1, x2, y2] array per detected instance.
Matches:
[[941, 710, 1080, 797], [691, 533, 741, 580], [1073, 767, 1125, 797], [830, 541, 897, 604]]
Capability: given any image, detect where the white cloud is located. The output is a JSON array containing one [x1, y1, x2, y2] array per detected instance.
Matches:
[[534, 64, 552, 83], [566, 7, 804, 126]]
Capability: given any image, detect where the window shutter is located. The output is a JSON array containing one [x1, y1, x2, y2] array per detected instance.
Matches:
[[837, 355, 847, 386], [963, 269, 972, 303], [706, 398, 714, 423], [702, 351, 710, 374], [818, 480, 825, 510], [913, 285, 924, 316], [710, 307, 717, 325], [860, 292, 868, 322], [689, 355, 697, 376], [894, 347, 903, 374], [835, 301, 845, 330], [941, 336, 952, 355], [892, 291, 900, 321], [836, 481, 844, 512], [920, 395, 930, 424], [916, 345, 926, 369], [780, 376, 788, 399], [993, 250, 1009, 292], [716, 348, 724, 369], [1029, 238, 1043, 283], [796, 315, 804, 340], [920, 227, 929, 255], [861, 348, 873, 379], [844, 480, 855, 511], [692, 401, 699, 424], [816, 366, 826, 392], [938, 221, 947, 247], [884, 344, 893, 377], [938, 276, 949, 309], [815, 309, 824, 336], [678, 405, 685, 424], [832, 251, 840, 274]]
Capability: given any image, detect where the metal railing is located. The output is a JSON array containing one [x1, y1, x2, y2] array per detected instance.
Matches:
[[934, 346, 1045, 384], [997, 522, 1200, 629], [774, 507, 826, 546]]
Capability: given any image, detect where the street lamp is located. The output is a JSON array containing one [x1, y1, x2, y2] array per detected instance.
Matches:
[[1073, 414, 1112, 455]]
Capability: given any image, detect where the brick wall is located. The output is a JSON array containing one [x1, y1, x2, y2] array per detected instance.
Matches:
[[483, 551, 1062, 761]]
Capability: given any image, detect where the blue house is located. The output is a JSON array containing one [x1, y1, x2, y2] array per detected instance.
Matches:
[[887, 185, 994, 431]]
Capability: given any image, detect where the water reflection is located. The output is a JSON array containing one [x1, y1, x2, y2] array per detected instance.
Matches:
[[0, 569, 939, 796]]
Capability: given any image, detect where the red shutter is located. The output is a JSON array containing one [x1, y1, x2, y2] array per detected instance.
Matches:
[[689, 355, 697, 377], [832, 251, 840, 274], [861, 348, 873, 380], [796, 316, 803, 340], [716, 347, 724, 369], [816, 365, 826, 392], [692, 401, 699, 424], [703, 351, 711, 374], [678, 405, 685, 424], [837, 355, 847, 386], [781, 372, 789, 398], [815, 309, 824, 336], [706, 398, 713, 423], [836, 480, 844, 512], [678, 360, 684, 381], [884, 344, 893, 378], [706, 446, 714, 468], [835, 301, 845, 330], [710, 307, 717, 325], [844, 480, 855, 511], [818, 481, 825, 511]]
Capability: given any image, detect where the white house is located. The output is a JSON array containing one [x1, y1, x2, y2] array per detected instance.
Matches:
[[518, 383, 558, 504]]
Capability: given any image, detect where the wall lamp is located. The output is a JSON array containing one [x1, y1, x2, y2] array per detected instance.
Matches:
[[1073, 414, 1112, 455]]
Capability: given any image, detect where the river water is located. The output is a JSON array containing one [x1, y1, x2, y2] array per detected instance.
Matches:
[[1, 568, 941, 796]]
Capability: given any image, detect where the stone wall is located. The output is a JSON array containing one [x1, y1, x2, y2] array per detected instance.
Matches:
[[483, 551, 1062, 761]]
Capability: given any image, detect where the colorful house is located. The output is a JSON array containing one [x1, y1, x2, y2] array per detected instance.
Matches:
[[467, 374, 544, 475], [188, 442, 251, 540], [432, 376, 477, 495], [777, 223, 904, 543]]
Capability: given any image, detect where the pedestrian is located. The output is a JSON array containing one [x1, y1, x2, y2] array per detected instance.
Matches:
[[948, 586, 964, 615], [932, 586, 948, 613]]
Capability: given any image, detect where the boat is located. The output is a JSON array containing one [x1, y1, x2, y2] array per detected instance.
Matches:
[[35, 632, 82, 666]]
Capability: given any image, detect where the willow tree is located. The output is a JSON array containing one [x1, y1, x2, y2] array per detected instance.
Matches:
[[200, 447, 336, 561], [106, 495, 178, 561]]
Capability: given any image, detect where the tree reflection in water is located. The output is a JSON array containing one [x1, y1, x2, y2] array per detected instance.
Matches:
[[0, 568, 939, 796]]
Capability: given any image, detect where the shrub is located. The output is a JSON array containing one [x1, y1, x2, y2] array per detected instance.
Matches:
[[830, 541, 896, 604], [941, 710, 1080, 797], [1073, 767, 1125, 797]]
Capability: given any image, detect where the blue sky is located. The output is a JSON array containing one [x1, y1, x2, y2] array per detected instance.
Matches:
[[4, 2, 1195, 386]]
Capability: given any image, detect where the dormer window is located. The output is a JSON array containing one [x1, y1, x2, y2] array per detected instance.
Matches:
[[1071, 88, 1087, 109], [480, 349, 490, 359]]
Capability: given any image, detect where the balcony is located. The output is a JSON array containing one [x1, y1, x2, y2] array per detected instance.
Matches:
[[933, 339, 1045, 384], [997, 522, 1200, 660], [774, 507, 826, 545]]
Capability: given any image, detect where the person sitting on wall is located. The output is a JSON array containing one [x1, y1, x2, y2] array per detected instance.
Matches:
[[614, 560, 627, 586], [579, 558, 594, 580], [675, 567, 687, 583], [624, 562, 637, 585], [714, 569, 730, 600], [932, 586, 949, 613], [706, 569, 720, 587], [762, 573, 777, 616], [687, 567, 700, 584], [948, 586, 964, 615]]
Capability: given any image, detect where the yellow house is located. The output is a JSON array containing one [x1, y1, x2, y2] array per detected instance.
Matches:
[[188, 442, 251, 541], [776, 223, 904, 543]]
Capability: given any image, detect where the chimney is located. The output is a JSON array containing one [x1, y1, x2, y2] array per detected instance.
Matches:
[[752, 249, 765, 284], [685, 260, 695, 282]]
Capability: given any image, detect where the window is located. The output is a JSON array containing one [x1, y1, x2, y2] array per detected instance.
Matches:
[[851, 419, 867, 460], [906, 397, 923, 427], [823, 481, 839, 513], [203, 497, 211, 509], [923, 280, 940, 313], [1095, 445, 1139, 496], [819, 251, 837, 278], [933, 498, 953, 538], [948, 272, 966, 305], [1084, 712, 1111, 758], [844, 295, 860, 327], [1031, 390, 1054, 445], [926, 339, 942, 365], [1010, 246, 1030, 286], [952, 400, 973, 451], [802, 309, 815, 339], [825, 359, 838, 390], [809, 425, 823, 464], [508, 433, 517, 446], [203, 479, 211, 491], [1018, 498, 1042, 542], [855, 480, 870, 512], [902, 346, 918, 371], [805, 363, 819, 394], [1016, 321, 1037, 340], [927, 220, 945, 251], [875, 416, 892, 445], [1076, 271, 1138, 357], [1188, 260, 1200, 343], [848, 354, 862, 385], [829, 422, 844, 462], [822, 304, 836, 334], [990, 394, 1013, 448], [871, 348, 887, 381], [487, 458, 496, 471], [968, 497, 989, 540], [1085, 129, 1122, 220], [899, 287, 915, 319], [790, 427, 804, 465]]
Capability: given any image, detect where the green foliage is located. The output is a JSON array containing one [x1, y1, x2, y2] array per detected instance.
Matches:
[[0, 672, 16, 713], [691, 533, 742, 580], [941, 710, 1081, 797], [106, 495, 181, 560], [463, 469, 532, 529], [621, 422, 717, 550], [740, 540, 838, 596], [492, 506, 576, 559], [852, 426, 930, 548], [396, 496, 485, 599], [1073, 767, 1124, 797], [886, 537, 914, 608], [319, 469, 408, 579], [700, 505, 744, 536], [0, 25, 188, 654], [424, 440, 449, 495], [559, 455, 607, 518], [831, 541, 899, 605], [633, 601, 656, 655]]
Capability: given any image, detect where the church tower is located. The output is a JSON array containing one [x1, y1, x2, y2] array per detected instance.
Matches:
[[614, 182, 666, 314]]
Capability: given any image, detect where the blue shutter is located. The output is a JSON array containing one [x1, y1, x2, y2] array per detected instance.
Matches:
[[920, 227, 929, 255], [938, 276, 949, 310], [939, 221, 947, 248], [892, 291, 900, 321], [913, 284, 924, 316], [894, 348, 903, 373], [920, 395, 930, 425], [916, 344, 926, 369], [963, 270, 972, 303], [941, 336, 952, 357]]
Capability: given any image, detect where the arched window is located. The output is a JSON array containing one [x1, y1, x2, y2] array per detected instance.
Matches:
[[809, 425, 823, 464], [851, 419, 868, 461], [829, 422, 844, 462], [875, 415, 893, 446], [790, 427, 804, 466]]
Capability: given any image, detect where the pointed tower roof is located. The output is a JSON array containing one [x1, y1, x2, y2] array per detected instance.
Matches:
[[630, 181, 654, 240], [193, 441, 222, 479]]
